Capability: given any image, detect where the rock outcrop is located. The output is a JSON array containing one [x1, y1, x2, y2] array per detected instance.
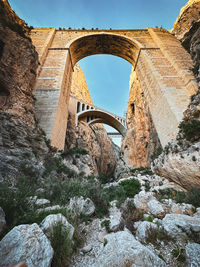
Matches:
[[0, 0, 38, 126], [0, 223, 54, 267], [122, 70, 162, 168]]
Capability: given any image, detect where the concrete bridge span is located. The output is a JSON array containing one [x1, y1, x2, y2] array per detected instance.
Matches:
[[69, 95, 127, 136], [31, 27, 198, 150]]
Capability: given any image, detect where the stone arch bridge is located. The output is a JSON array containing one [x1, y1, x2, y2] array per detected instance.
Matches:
[[69, 95, 126, 136], [31, 27, 198, 149]]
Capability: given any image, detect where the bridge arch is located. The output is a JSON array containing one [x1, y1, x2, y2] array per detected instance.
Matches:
[[67, 32, 143, 65], [32, 28, 198, 150], [77, 109, 127, 137]]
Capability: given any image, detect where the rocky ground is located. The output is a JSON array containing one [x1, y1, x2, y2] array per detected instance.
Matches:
[[1, 158, 200, 266]]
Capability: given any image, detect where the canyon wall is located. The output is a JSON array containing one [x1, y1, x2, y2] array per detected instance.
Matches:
[[122, 70, 162, 168], [153, 0, 200, 189], [0, 0, 38, 126], [65, 64, 116, 177]]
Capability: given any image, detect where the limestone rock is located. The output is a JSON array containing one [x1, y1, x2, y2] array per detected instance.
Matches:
[[40, 213, 74, 240], [153, 142, 200, 189], [134, 191, 155, 211], [162, 214, 200, 238], [185, 242, 200, 266], [0, 207, 6, 234], [136, 221, 158, 243], [95, 231, 166, 266], [172, 0, 200, 40], [121, 70, 162, 168], [0, 1, 38, 126], [81, 245, 92, 254], [35, 198, 50, 207], [68, 196, 95, 216], [37, 205, 61, 213], [108, 201, 122, 232], [0, 223, 53, 267], [147, 199, 165, 218]]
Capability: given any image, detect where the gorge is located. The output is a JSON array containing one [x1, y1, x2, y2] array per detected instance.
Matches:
[[0, 0, 200, 266]]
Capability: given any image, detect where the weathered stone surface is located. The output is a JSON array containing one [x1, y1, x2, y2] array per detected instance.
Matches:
[[122, 70, 162, 167], [134, 191, 155, 211], [68, 196, 95, 216], [153, 142, 200, 189], [108, 201, 122, 232], [96, 231, 166, 266], [37, 205, 62, 214], [0, 223, 53, 267], [40, 213, 74, 239], [71, 64, 93, 103], [162, 214, 200, 237], [0, 1, 38, 126], [136, 221, 158, 243], [0, 207, 6, 234], [185, 242, 200, 266], [172, 0, 200, 40], [35, 198, 50, 207], [147, 199, 165, 218], [0, 113, 48, 182]]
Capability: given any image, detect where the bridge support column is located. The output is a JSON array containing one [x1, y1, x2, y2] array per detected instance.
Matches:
[[34, 49, 73, 150], [135, 29, 198, 147]]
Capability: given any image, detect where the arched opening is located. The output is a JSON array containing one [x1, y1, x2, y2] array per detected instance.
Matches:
[[77, 109, 127, 137], [68, 33, 141, 66]]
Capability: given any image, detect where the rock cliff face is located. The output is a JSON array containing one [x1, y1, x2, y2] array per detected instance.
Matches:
[[122, 70, 162, 168], [0, 0, 38, 126], [66, 64, 116, 177], [172, 0, 200, 80], [70, 65, 93, 103], [153, 0, 200, 189]]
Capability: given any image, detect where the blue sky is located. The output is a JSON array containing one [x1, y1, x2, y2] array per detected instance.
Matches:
[[9, 0, 187, 139]]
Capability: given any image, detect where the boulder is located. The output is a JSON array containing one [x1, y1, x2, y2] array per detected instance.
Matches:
[[162, 214, 200, 238], [134, 191, 155, 211], [186, 243, 200, 267], [147, 199, 165, 218], [68, 196, 95, 216], [108, 201, 122, 232], [136, 221, 158, 243], [0, 223, 53, 267], [40, 213, 74, 240], [0, 207, 6, 234], [37, 205, 61, 213], [95, 231, 166, 266]]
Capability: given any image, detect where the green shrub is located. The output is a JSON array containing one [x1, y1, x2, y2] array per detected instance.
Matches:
[[186, 187, 200, 208], [146, 215, 153, 222], [119, 178, 141, 198], [145, 182, 150, 192], [65, 147, 88, 156], [179, 119, 200, 142], [172, 245, 186, 262], [146, 226, 173, 245], [50, 222, 73, 267], [97, 174, 110, 184], [103, 185, 126, 208], [43, 156, 76, 177], [101, 219, 111, 232]]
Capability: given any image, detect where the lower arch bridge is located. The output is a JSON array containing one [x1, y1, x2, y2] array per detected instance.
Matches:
[[71, 95, 127, 137]]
